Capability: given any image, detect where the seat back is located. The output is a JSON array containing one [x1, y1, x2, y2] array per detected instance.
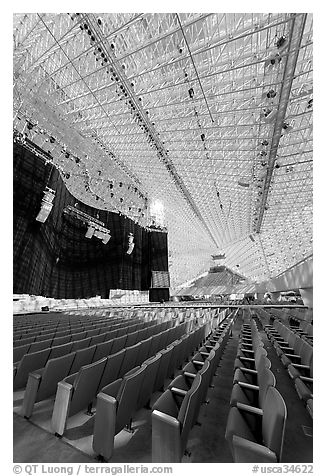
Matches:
[[49, 341, 73, 359], [37, 352, 76, 401], [301, 342, 313, 366], [14, 348, 51, 390], [179, 373, 202, 453], [139, 336, 153, 362], [69, 357, 107, 416], [154, 346, 173, 391], [138, 353, 162, 408], [92, 339, 114, 362], [70, 345, 96, 374], [71, 337, 91, 351], [97, 348, 126, 392], [29, 338, 53, 353], [13, 344, 31, 363], [258, 366, 276, 408], [119, 343, 141, 377], [254, 347, 268, 368], [90, 333, 106, 346], [125, 330, 139, 348], [52, 335, 71, 347], [115, 366, 146, 433], [110, 335, 127, 354], [262, 387, 287, 462], [293, 336, 305, 356], [148, 333, 161, 358]]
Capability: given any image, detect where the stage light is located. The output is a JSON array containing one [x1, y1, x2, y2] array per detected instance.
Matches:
[[85, 225, 95, 238], [35, 187, 55, 223], [102, 233, 111, 244]]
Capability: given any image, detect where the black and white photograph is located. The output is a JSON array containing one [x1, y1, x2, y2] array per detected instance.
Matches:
[[10, 5, 317, 471]]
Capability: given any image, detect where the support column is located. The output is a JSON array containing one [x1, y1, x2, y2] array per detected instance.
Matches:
[[299, 288, 313, 308]]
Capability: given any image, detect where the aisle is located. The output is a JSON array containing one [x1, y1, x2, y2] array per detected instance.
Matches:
[[185, 312, 243, 462]]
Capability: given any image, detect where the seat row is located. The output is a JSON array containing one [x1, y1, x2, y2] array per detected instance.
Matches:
[[150, 313, 236, 462], [14, 319, 160, 389], [51, 319, 205, 439], [13, 311, 115, 333], [13, 314, 133, 341], [22, 320, 180, 424], [260, 314, 313, 419], [13, 317, 140, 358], [225, 316, 287, 463], [93, 321, 213, 461]]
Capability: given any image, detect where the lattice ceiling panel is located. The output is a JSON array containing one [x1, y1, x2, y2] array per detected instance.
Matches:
[[13, 12, 313, 289]]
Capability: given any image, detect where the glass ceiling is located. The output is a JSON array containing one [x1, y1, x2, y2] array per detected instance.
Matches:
[[13, 13, 313, 290]]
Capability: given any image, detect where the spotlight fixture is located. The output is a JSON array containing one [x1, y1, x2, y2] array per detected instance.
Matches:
[[85, 225, 95, 238], [126, 233, 135, 254]]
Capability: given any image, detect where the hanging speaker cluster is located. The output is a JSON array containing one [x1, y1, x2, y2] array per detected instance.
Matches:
[[35, 187, 55, 223], [85, 223, 111, 244]]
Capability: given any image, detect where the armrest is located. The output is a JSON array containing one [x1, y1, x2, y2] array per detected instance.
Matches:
[[192, 360, 204, 366], [300, 376, 313, 383], [239, 367, 257, 375], [238, 382, 259, 391], [292, 363, 310, 370], [240, 357, 255, 362], [101, 379, 122, 399], [200, 351, 210, 357], [51, 380, 74, 436], [183, 371, 196, 379], [279, 345, 293, 351], [232, 435, 277, 463], [284, 353, 301, 360], [171, 387, 187, 397], [237, 402, 263, 416], [92, 392, 118, 460], [241, 347, 254, 352]]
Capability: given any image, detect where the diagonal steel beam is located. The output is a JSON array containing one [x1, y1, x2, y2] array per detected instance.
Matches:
[[84, 13, 220, 249], [255, 13, 307, 233]]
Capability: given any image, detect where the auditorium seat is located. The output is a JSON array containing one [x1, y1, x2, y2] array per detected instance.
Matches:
[[234, 346, 267, 372], [96, 349, 126, 394], [49, 342, 73, 359], [13, 344, 31, 363], [137, 353, 161, 408], [119, 342, 141, 376], [287, 342, 313, 379], [90, 333, 106, 346], [306, 399, 313, 419], [125, 330, 139, 348], [151, 373, 202, 462], [294, 375, 313, 403], [51, 357, 107, 436], [280, 335, 305, 368], [14, 348, 51, 390], [22, 352, 76, 418], [71, 337, 91, 351], [110, 335, 127, 354], [69, 345, 96, 374], [230, 366, 275, 412], [92, 339, 114, 362], [92, 366, 146, 460], [233, 356, 271, 386], [225, 386, 287, 462], [154, 346, 173, 392], [29, 338, 53, 353]]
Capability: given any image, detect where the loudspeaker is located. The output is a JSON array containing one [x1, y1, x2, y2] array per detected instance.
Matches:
[[149, 288, 170, 303]]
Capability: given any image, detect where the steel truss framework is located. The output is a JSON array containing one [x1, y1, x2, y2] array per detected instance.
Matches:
[[13, 12, 313, 289]]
